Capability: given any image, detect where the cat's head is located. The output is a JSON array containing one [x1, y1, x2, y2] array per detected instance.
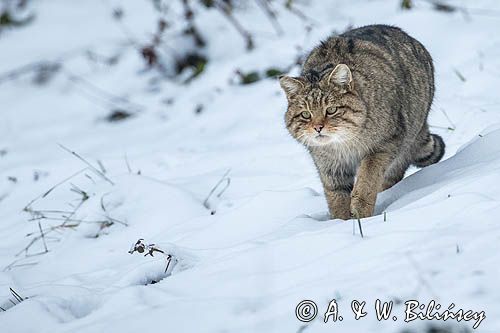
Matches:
[[279, 64, 365, 147]]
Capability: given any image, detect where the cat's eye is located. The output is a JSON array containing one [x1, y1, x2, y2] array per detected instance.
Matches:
[[301, 111, 311, 119], [326, 107, 337, 115]]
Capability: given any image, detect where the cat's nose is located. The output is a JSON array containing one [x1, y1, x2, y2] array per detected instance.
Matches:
[[314, 124, 324, 133]]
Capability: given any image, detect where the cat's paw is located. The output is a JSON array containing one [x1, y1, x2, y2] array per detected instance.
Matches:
[[350, 194, 374, 218], [331, 210, 351, 221]]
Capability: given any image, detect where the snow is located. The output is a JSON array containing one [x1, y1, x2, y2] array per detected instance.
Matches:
[[1, 0, 500, 332]]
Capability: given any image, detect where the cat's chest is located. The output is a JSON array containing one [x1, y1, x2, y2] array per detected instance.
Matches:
[[309, 144, 362, 173]]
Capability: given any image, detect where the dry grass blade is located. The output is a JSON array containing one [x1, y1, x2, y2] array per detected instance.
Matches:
[[58, 144, 115, 185], [61, 199, 86, 227], [70, 183, 89, 200], [97, 159, 107, 174], [100, 194, 128, 227], [64, 68, 144, 111], [23, 168, 87, 211], [440, 108, 456, 130], [0, 288, 27, 312], [37, 221, 49, 253], [124, 154, 132, 173], [406, 253, 438, 299], [353, 213, 364, 238], [10, 288, 24, 303], [357, 217, 364, 238], [105, 216, 128, 226], [453, 68, 466, 82], [3, 260, 38, 272], [203, 169, 231, 213]]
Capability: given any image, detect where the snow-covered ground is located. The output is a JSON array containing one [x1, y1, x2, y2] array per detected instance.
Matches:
[[1, 0, 500, 332]]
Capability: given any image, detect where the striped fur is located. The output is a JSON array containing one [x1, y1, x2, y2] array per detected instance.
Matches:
[[413, 134, 446, 167], [279, 25, 446, 219]]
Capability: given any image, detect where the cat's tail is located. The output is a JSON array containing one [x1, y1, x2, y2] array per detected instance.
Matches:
[[413, 133, 445, 168]]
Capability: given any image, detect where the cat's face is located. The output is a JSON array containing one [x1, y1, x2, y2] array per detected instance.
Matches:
[[280, 64, 365, 147]]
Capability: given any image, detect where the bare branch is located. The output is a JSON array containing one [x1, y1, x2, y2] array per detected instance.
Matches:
[[255, 0, 283, 35], [214, 1, 254, 50]]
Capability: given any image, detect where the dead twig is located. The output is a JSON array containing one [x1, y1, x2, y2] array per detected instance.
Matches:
[[284, 0, 316, 24], [129, 239, 176, 274], [214, 1, 254, 50], [181, 0, 206, 47], [0, 60, 59, 85], [255, 0, 283, 35]]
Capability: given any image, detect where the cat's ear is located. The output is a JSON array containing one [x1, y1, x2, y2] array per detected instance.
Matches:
[[279, 76, 306, 99], [324, 64, 353, 92]]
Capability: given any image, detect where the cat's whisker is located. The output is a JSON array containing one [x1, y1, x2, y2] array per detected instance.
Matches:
[[296, 132, 310, 145]]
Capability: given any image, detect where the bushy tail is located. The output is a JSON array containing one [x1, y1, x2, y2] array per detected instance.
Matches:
[[413, 134, 445, 167]]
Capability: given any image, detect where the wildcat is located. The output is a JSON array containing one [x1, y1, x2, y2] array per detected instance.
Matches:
[[279, 25, 445, 219]]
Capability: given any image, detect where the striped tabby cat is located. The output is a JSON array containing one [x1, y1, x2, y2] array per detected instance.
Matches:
[[279, 25, 445, 219]]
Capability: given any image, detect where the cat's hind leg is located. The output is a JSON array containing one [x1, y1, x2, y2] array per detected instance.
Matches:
[[382, 154, 411, 191]]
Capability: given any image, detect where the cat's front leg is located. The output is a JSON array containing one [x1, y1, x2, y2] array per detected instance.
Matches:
[[324, 189, 351, 220], [351, 153, 393, 218], [319, 169, 354, 220]]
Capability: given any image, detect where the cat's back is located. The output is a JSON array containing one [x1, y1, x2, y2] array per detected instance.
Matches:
[[340, 24, 417, 50], [302, 24, 433, 86]]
